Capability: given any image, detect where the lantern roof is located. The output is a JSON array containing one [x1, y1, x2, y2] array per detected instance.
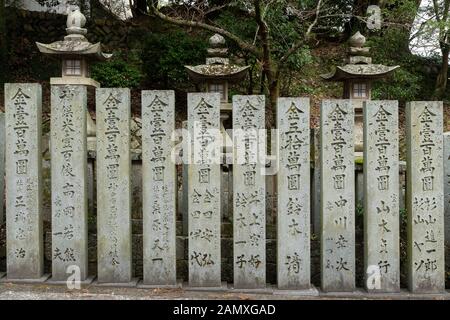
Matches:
[[321, 32, 399, 82], [36, 7, 112, 61], [185, 34, 249, 83]]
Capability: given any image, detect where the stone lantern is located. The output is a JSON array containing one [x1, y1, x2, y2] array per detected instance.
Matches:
[[36, 6, 112, 149], [185, 33, 250, 150], [321, 32, 399, 156]]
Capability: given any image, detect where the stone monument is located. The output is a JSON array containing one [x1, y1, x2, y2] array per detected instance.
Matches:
[[96, 88, 133, 285], [276, 97, 311, 290], [406, 101, 445, 293], [4, 84, 46, 282], [363, 100, 400, 292], [320, 100, 355, 292]]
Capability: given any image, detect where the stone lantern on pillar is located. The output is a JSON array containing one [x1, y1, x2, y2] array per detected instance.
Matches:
[[36, 6, 112, 150], [185, 34, 250, 156], [180, 34, 249, 236], [321, 32, 399, 156]]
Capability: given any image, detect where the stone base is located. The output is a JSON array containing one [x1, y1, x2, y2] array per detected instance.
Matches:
[[94, 278, 140, 288], [273, 285, 319, 296], [0, 274, 51, 284], [46, 275, 96, 286], [319, 288, 450, 299], [182, 281, 228, 292], [137, 279, 183, 289], [0, 273, 5, 279], [50, 77, 100, 88], [320, 288, 372, 297], [227, 284, 274, 294]]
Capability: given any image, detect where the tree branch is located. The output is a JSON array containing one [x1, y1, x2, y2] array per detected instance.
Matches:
[[148, 4, 261, 57], [279, 0, 322, 66]]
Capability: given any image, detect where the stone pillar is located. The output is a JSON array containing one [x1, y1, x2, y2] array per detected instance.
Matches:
[[276, 97, 310, 290], [233, 95, 266, 289], [5, 83, 44, 280], [363, 101, 400, 292], [142, 90, 177, 286], [188, 93, 221, 287], [444, 132, 450, 247], [50, 85, 88, 281], [181, 120, 189, 237], [96, 88, 132, 284], [320, 100, 355, 292], [406, 101, 445, 293], [0, 112, 4, 224]]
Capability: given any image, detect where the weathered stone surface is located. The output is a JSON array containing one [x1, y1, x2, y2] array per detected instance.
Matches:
[[51, 85, 88, 281], [5, 83, 44, 279], [0, 113, 4, 223], [320, 99, 355, 292], [363, 100, 400, 292], [142, 90, 177, 285], [181, 120, 188, 237], [96, 88, 132, 284], [277, 97, 310, 289], [444, 132, 450, 247], [233, 95, 266, 289], [187, 93, 221, 287], [406, 101, 445, 293]]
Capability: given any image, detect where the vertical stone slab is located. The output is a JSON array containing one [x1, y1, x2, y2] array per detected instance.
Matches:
[[5, 83, 43, 279], [444, 132, 450, 247], [187, 93, 221, 287], [0, 113, 4, 223], [96, 88, 132, 284], [445, 135, 450, 300], [406, 101, 445, 293], [51, 85, 88, 281], [277, 97, 310, 289], [363, 101, 400, 292], [233, 95, 266, 289], [181, 120, 189, 237], [142, 90, 176, 285], [320, 99, 355, 292]]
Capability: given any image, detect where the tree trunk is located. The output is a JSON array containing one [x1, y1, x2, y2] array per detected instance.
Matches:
[[131, 0, 148, 16], [266, 71, 279, 128], [0, 0, 6, 84], [433, 46, 449, 99]]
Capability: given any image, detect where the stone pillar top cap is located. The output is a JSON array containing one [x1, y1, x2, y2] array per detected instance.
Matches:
[[66, 6, 87, 36], [349, 31, 366, 48], [209, 34, 226, 47]]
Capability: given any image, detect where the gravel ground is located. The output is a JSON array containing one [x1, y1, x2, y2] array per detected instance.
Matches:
[[0, 283, 449, 300]]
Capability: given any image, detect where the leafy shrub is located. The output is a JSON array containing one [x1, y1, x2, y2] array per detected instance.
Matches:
[[91, 51, 143, 88], [141, 30, 207, 89]]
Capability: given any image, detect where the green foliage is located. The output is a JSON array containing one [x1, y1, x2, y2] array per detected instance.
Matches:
[[91, 51, 143, 88], [399, 208, 408, 223], [381, 0, 419, 24], [285, 46, 313, 70], [355, 202, 364, 217], [367, 28, 429, 101], [373, 67, 423, 101], [141, 30, 207, 89]]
